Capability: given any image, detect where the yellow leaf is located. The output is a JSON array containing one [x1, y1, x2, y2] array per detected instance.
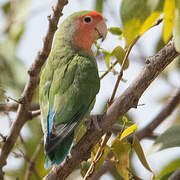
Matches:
[[163, 0, 175, 43], [139, 11, 162, 35], [120, 124, 138, 141], [133, 136, 152, 173], [174, 0, 180, 52], [111, 138, 131, 180], [124, 18, 141, 46]]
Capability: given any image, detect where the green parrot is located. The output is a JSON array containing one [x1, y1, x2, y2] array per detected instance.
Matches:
[[39, 11, 107, 169]]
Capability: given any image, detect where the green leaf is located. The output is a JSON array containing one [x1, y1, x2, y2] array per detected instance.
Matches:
[[95, 0, 104, 13], [147, 0, 165, 12], [109, 27, 123, 36], [153, 125, 180, 151], [121, 0, 151, 23], [174, 0, 180, 52], [111, 138, 131, 180], [163, 0, 175, 43], [2, 2, 11, 15], [133, 136, 152, 173], [121, 0, 151, 46], [154, 0, 165, 11], [158, 158, 180, 179], [111, 46, 129, 70], [103, 49, 111, 67]]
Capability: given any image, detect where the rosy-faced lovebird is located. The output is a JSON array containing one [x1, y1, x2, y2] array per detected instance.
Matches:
[[39, 11, 107, 169]]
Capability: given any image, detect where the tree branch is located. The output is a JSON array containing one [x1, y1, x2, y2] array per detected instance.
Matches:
[[112, 88, 180, 142], [0, 0, 68, 179], [135, 88, 180, 141], [43, 41, 180, 180], [93, 89, 180, 179], [0, 103, 39, 113]]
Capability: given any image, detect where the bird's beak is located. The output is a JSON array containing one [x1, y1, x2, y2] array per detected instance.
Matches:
[[95, 18, 107, 41]]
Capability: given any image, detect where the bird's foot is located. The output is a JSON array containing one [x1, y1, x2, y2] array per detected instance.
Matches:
[[85, 114, 104, 131]]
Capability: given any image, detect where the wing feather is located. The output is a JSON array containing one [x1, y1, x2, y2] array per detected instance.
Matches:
[[40, 54, 100, 154]]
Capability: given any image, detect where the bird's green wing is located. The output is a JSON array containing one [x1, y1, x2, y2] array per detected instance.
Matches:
[[39, 53, 100, 154]]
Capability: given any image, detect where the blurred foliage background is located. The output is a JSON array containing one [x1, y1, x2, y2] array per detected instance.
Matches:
[[0, 0, 180, 179]]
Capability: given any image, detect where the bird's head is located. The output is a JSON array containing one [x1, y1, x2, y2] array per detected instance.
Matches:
[[73, 11, 107, 52], [60, 11, 107, 53]]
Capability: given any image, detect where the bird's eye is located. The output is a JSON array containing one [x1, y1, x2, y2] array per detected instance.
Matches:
[[83, 16, 92, 23]]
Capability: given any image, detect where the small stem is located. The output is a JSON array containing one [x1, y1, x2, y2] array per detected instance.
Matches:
[[83, 132, 112, 180], [24, 137, 44, 180], [19, 135, 41, 180], [100, 60, 119, 79], [108, 36, 140, 106]]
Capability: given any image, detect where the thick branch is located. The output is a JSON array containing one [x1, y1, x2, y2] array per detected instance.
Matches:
[[43, 41, 180, 180], [0, 0, 68, 179]]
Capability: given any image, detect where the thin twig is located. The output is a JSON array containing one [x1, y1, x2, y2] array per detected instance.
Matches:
[[100, 59, 119, 79], [83, 132, 111, 180], [19, 134, 41, 180], [108, 36, 140, 105], [24, 137, 44, 180], [0, 1, 68, 179], [0, 103, 39, 113], [27, 109, 41, 120]]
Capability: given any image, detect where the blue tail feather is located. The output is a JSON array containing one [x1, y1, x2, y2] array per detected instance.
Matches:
[[44, 133, 74, 169], [47, 109, 54, 135]]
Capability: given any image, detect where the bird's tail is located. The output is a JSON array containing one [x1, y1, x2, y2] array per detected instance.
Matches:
[[44, 132, 74, 169]]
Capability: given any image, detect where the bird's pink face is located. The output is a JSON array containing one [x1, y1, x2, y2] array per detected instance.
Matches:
[[73, 11, 107, 53]]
